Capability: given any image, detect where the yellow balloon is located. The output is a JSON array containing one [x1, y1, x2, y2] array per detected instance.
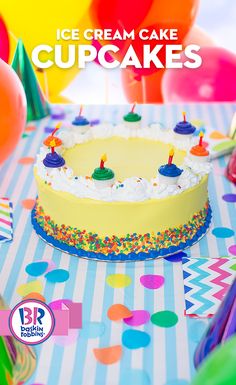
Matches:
[[0, 0, 92, 102]]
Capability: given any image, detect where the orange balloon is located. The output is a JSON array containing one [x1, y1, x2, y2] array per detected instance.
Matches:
[[0, 59, 26, 164], [122, 68, 165, 103]]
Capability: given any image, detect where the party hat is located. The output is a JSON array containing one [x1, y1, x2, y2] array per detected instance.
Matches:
[[11, 39, 50, 121], [194, 278, 236, 368]]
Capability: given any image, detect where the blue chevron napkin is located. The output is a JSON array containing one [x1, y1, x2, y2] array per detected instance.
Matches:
[[182, 257, 236, 317]]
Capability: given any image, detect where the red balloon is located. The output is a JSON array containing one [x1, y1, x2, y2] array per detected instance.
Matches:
[[0, 16, 10, 62], [126, 0, 199, 76], [92, 39, 114, 66], [89, 0, 152, 53], [122, 67, 165, 103], [0, 59, 26, 164], [162, 47, 236, 103]]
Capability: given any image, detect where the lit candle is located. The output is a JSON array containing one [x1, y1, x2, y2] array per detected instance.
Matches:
[[79, 105, 83, 117], [199, 131, 204, 147], [183, 111, 186, 122], [51, 122, 62, 137], [43, 123, 62, 154], [100, 153, 107, 169], [131, 102, 136, 113], [168, 148, 174, 165]]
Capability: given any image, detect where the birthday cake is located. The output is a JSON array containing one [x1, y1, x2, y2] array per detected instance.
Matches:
[[32, 107, 212, 261]]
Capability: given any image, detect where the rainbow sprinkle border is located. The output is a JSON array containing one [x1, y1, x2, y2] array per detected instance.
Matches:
[[31, 200, 212, 261]]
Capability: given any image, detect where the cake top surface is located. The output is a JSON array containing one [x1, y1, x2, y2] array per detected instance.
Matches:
[[35, 113, 211, 202]]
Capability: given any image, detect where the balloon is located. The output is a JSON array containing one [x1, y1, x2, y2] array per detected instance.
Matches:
[[191, 335, 236, 385], [162, 47, 236, 102], [122, 67, 164, 103], [0, 16, 9, 62], [89, 0, 153, 55], [92, 39, 114, 66], [1, 0, 92, 103], [126, 0, 200, 76], [183, 25, 215, 48], [0, 59, 26, 164]]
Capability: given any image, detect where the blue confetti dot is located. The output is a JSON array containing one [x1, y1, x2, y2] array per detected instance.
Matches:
[[80, 322, 105, 339], [25, 261, 48, 277], [120, 369, 150, 385], [212, 227, 235, 238], [45, 269, 69, 283], [122, 329, 151, 349]]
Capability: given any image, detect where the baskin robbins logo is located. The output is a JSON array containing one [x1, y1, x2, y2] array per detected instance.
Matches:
[[9, 299, 55, 345]]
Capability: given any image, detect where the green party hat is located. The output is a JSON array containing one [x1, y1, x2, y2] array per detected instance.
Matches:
[[11, 39, 50, 122]]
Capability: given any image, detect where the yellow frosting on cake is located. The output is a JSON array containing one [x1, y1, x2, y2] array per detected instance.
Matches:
[[63, 137, 186, 180], [34, 171, 208, 237]]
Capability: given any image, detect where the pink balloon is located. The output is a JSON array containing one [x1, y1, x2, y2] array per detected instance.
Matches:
[[162, 47, 236, 102], [92, 39, 114, 66], [0, 16, 9, 62], [184, 25, 215, 47]]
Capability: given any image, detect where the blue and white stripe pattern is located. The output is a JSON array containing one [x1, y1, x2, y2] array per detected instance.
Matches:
[[0, 103, 235, 385]]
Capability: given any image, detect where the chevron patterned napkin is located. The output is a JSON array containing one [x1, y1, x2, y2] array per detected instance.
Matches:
[[182, 257, 236, 317], [0, 198, 13, 243]]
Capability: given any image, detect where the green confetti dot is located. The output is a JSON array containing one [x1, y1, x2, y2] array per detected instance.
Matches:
[[230, 263, 236, 271], [151, 310, 178, 328]]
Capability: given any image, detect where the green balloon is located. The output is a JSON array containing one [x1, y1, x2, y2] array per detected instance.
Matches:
[[192, 336, 236, 385]]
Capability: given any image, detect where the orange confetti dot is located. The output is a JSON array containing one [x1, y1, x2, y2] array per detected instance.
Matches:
[[107, 304, 132, 321], [21, 199, 36, 209], [25, 125, 36, 132], [210, 130, 228, 140], [18, 157, 35, 165], [23, 292, 46, 302], [93, 345, 122, 365]]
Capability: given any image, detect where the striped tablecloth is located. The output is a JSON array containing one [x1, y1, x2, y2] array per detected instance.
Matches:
[[0, 103, 235, 385]]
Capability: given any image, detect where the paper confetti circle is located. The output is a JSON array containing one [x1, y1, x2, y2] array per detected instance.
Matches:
[[140, 274, 165, 289], [25, 261, 49, 277], [120, 369, 151, 385], [212, 227, 235, 238], [106, 274, 132, 288], [209, 131, 227, 139], [21, 199, 36, 210], [122, 330, 151, 349], [93, 345, 122, 365], [23, 292, 46, 302], [17, 280, 43, 297], [222, 194, 236, 203], [107, 304, 132, 321], [124, 310, 150, 326], [80, 321, 105, 339], [151, 310, 178, 328], [49, 299, 72, 310], [228, 245, 236, 256], [45, 269, 69, 283]]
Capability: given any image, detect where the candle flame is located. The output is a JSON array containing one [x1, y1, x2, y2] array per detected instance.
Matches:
[[52, 122, 62, 136], [169, 148, 174, 157], [79, 105, 83, 116], [50, 139, 56, 147], [199, 131, 204, 137], [101, 153, 107, 162]]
